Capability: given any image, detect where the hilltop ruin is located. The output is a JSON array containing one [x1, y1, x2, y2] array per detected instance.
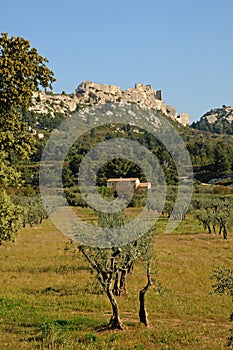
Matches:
[[29, 81, 189, 126]]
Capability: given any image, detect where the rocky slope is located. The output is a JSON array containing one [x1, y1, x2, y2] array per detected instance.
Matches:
[[191, 105, 233, 134], [29, 81, 190, 126]]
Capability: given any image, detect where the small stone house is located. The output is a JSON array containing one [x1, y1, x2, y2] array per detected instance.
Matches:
[[107, 178, 151, 193]]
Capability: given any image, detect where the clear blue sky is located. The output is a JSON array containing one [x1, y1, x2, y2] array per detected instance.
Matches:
[[2, 0, 233, 122]]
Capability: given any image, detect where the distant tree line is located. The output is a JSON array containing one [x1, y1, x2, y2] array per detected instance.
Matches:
[[20, 121, 233, 191], [192, 195, 233, 239]]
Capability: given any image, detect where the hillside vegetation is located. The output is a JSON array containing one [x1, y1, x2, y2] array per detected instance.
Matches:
[[20, 105, 233, 192]]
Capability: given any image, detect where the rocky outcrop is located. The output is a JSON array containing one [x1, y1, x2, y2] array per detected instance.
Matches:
[[29, 91, 78, 117], [29, 81, 189, 126], [191, 105, 233, 134], [203, 106, 233, 124]]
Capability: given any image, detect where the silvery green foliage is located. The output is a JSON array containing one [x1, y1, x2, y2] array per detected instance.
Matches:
[[212, 267, 233, 347]]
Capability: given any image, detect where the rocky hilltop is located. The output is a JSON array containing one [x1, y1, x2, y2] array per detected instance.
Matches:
[[191, 105, 233, 134], [29, 81, 190, 126]]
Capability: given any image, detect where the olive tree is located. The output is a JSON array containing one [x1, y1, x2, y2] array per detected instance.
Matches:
[[78, 211, 137, 330], [78, 210, 157, 330], [193, 196, 233, 239], [12, 195, 48, 227], [212, 267, 233, 347]]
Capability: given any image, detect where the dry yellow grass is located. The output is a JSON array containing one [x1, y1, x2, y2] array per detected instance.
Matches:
[[0, 210, 232, 349]]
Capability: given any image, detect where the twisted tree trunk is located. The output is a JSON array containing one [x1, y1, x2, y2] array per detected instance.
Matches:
[[223, 225, 227, 240], [112, 272, 121, 296], [112, 269, 128, 297], [106, 286, 125, 330], [119, 269, 127, 296], [139, 262, 152, 327]]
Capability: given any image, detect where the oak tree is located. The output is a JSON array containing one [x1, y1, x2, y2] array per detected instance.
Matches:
[[0, 32, 55, 243], [0, 32, 55, 111]]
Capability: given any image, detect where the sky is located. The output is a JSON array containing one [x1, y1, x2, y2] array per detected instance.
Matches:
[[1, 0, 233, 123]]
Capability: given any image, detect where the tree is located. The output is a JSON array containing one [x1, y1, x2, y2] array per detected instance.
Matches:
[[78, 211, 133, 330], [77, 210, 157, 330], [193, 196, 233, 239], [0, 32, 55, 111], [139, 261, 153, 327], [214, 199, 233, 240], [213, 141, 231, 173], [0, 190, 22, 244], [79, 244, 126, 330], [0, 32, 55, 242], [195, 205, 215, 234], [0, 151, 21, 188], [137, 231, 154, 327], [212, 267, 233, 347], [12, 195, 48, 227], [0, 33, 55, 159], [0, 150, 23, 244]]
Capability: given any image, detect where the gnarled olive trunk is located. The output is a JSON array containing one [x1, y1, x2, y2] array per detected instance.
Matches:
[[112, 270, 128, 297], [139, 288, 150, 326], [139, 262, 152, 327], [106, 286, 125, 330], [223, 225, 227, 240], [112, 272, 120, 296], [119, 270, 127, 296]]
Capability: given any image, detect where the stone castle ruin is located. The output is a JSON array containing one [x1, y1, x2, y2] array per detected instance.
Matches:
[[29, 81, 190, 126]]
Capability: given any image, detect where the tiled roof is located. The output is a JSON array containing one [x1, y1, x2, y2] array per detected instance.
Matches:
[[107, 178, 139, 182], [137, 182, 150, 188]]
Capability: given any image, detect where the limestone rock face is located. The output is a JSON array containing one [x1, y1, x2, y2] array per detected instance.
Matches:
[[191, 105, 233, 134], [29, 81, 189, 126], [203, 105, 233, 124], [197, 106, 233, 124], [29, 91, 78, 116], [206, 114, 218, 124]]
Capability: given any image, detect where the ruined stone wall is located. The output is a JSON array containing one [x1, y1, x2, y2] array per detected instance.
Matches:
[[177, 113, 190, 126], [29, 81, 190, 126]]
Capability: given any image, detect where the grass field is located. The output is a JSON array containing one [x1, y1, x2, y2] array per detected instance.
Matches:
[[0, 209, 232, 349]]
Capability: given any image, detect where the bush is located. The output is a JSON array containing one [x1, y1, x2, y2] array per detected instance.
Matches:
[[212, 185, 232, 195], [64, 187, 88, 207]]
